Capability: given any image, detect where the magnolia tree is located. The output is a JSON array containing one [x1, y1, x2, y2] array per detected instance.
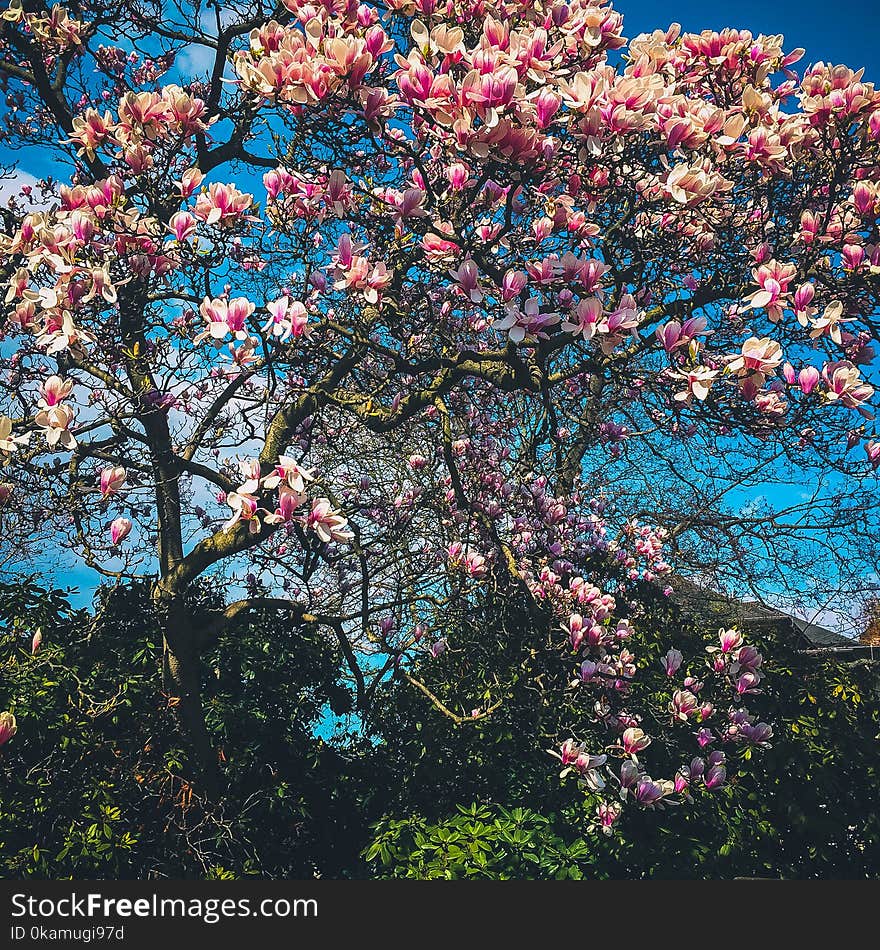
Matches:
[[0, 0, 878, 820]]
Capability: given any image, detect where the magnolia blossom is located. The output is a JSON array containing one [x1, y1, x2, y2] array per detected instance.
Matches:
[[196, 296, 255, 342], [494, 297, 560, 343], [100, 466, 126, 498], [224, 489, 262, 534], [704, 764, 727, 790], [263, 456, 315, 494], [596, 800, 621, 834], [553, 740, 608, 790], [822, 361, 874, 412], [716, 628, 743, 654], [798, 366, 820, 395], [266, 486, 306, 524], [34, 403, 76, 449], [38, 374, 74, 408], [31, 629, 42, 655], [809, 301, 851, 344], [666, 161, 731, 206], [562, 297, 602, 339], [662, 648, 683, 676], [110, 517, 132, 545], [304, 498, 354, 543], [671, 689, 699, 721], [167, 211, 197, 242], [192, 182, 252, 226], [0, 416, 29, 454], [671, 366, 718, 403], [622, 726, 651, 756], [177, 167, 204, 198], [0, 712, 16, 748], [727, 337, 783, 379], [263, 296, 310, 341], [634, 777, 674, 806]]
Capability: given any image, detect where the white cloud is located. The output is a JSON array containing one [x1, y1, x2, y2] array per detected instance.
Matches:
[[0, 168, 40, 206], [175, 42, 219, 78]]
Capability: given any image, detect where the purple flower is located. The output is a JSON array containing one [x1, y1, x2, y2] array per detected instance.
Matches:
[[704, 764, 727, 790], [662, 648, 683, 676]]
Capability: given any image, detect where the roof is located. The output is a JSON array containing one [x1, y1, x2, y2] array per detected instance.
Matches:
[[667, 576, 874, 656]]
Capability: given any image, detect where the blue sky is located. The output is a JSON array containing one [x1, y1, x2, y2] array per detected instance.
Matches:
[[6, 0, 880, 612]]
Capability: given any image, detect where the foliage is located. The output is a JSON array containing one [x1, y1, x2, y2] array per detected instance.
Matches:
[[0, 579, 364, 878], [364, 589, 880, 878], [0, 578, 878, 878], [366, 805, 595, 880]]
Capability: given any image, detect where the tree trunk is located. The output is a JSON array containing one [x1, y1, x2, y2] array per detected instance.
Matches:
[[158, 590, 222, 801]]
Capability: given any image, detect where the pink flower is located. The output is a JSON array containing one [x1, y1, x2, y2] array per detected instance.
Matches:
[[263, 456, 315, 494], [622, 726, 651, 755], [655, 321, 683, 352], [100, 466, 127, 499], [620, 761, 641, 789], [564, 613, 585, 651], [578, 660, 599, 683], [810, 301, 851, 345], [596, 800, 621, 833], [671, 689, 698, 721], [718, 628, 743, 654], [727, 337, 783, 378], [263, 296, 310, 341], [696, 728, 714, 748], [197, 296, 255, 342], [736, 671, 762, 695], [671, 366, 719, 403], [634, 778, 672, 805], [168, 211, 197, 241], [110, 517, 132, 545], [39, 375, 74, 408], [304, 498, 354, 543], [449, 259, 482, 302], [500, 269, 528, 302], [31, 629, 42, 655], [822, 361, 874, 411], [674, 768, 691, 794], [494, 297, 559, 344], [223, 490, 262, 534], [798, 366, 820, 395], [562, 297, 602, 340], [177, 167, 203, 198], [446, 163, 469, 190], [0, 416, 28, 455], [193, 181, 252, 226], [34, 403, 77, 450], [0, 712, 16, 748]]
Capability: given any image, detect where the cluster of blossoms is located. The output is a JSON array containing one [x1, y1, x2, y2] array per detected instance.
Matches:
[[97, 465, 132, 547], [223, 456, 353, 543], [396, 405, 769, 828], [68, 85, 210, 171], [0, 4, 876, 461], [552, 624, 773, 831], [34, 375, 76, 449]]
